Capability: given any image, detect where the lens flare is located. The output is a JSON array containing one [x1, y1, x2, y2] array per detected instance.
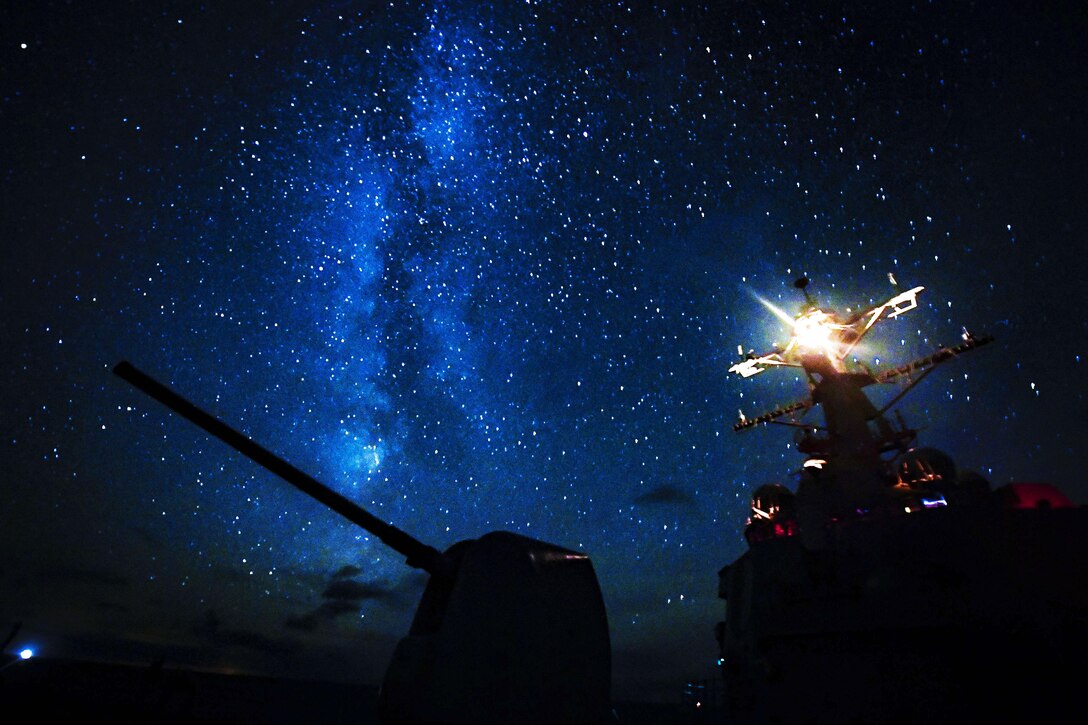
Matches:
[[791, 309, 844, 357]]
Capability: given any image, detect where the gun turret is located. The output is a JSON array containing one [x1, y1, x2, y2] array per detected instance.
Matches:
[[113, 361, 612, 725]]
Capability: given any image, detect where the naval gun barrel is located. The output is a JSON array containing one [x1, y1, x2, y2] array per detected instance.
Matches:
[[113, 361, 448, 577]]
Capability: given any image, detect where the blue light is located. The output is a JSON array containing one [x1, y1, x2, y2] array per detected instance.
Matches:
[[19, 648, 33, 660]]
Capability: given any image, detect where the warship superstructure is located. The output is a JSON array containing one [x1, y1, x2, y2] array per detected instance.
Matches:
[[717, 278, 1086, 723]]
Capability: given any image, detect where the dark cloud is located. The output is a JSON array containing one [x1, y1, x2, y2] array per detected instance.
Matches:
[[322, 579, 393, 603], [283, 576, 396, 632], [283, 598, 365, 632], [331, 564, 364, 579], [319, 599, 360, 617], [632, 486, 695, 506]]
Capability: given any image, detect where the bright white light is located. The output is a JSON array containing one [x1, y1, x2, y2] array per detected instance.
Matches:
[[791, 309, 842, 356], [19, 648, 33, 660]]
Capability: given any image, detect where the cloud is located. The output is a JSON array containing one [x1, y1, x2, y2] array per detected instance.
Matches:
[[632, 485, 694, 506], [282, 599, 360, 632], [283, 575, 397, 632], [322, 579, 393, 602], [331, 564, 363, 579]]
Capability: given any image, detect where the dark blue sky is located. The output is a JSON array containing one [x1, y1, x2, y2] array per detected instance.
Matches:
[[2, 0, 1084, 702]]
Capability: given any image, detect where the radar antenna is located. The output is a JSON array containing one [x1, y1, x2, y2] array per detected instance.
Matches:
[[729, 278, 991, 452]]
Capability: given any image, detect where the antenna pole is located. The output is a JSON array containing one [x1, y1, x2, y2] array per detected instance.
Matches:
[[112, 361, 448, 577], [794, 277, 816, 308]]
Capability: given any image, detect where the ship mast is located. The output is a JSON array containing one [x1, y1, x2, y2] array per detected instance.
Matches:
[[728, 278, 992, 543]]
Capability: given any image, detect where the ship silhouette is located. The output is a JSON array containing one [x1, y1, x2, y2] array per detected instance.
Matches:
[[716, 277, 1087, 723]]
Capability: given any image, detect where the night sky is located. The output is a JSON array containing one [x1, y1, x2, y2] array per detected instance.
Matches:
[[2, 0, 1084, 703]]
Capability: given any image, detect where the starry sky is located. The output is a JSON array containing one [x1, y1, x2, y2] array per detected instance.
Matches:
[[2, 0, 1085, 704]]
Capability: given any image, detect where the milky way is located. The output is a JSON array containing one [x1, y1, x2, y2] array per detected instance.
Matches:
[[2, 0, 1084, 700]]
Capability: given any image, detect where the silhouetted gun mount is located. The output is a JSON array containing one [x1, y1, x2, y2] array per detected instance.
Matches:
[[113, 361, 612, 725]]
